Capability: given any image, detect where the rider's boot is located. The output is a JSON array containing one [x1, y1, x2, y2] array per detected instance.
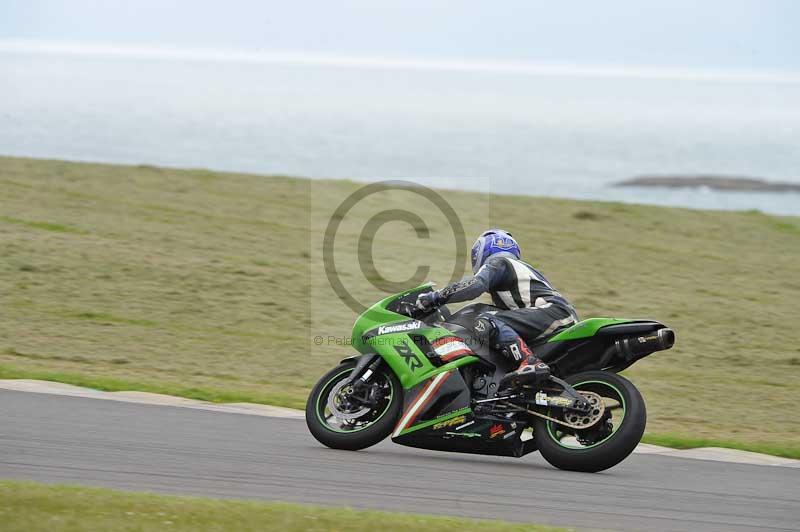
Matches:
[[498, 337, 550, 390]]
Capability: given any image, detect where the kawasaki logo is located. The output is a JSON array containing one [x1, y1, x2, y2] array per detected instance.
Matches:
[[377, 321, 422, 335]]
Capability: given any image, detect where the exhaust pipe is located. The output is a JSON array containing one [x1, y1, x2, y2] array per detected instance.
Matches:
[[615, 328, 675, 360]]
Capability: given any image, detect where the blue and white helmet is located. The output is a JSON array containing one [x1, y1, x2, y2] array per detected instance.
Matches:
[[470, 229, 521, 273]]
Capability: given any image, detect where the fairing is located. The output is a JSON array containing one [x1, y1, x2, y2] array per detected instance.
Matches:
[[547, 318, 635, 342], [351, 283, 480, 390]]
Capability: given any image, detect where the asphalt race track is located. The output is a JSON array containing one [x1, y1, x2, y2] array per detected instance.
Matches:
[[1, 390, 797, 532]]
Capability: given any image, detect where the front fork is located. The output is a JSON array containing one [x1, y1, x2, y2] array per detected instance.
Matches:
[[343, 353, 385, 406], [344, 353, 382, 384]]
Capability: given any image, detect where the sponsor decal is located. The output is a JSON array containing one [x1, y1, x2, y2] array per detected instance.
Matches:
[[377, 320, 422, 335], [548, 396, 574, 407], [432, 415, 466, 430], [489, 423, 506, 438], [535, 391, 548, 406], [446, 432, 481, 438], [432, 337, 473, 362], [535, 392, 573, 408], [394, 342, 424, 371], [494, 237, 514, 250]]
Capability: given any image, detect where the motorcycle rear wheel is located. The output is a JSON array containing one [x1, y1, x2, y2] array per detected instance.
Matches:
[[306, 359, 403, 451], [533, 370, 646, 472]]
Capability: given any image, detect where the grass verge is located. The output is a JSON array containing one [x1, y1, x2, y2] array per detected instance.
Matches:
[[0, 480, 568, 532]]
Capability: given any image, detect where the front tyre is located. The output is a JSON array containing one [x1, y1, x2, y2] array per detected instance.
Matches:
[[306, 359, 402, 451], [533, 370, 646, 472]]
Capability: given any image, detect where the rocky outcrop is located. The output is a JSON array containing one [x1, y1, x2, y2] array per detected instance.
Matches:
[[615, 175, 800, 192]]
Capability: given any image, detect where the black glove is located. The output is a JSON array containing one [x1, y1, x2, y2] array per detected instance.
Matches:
[[415, 290, 442, 311]]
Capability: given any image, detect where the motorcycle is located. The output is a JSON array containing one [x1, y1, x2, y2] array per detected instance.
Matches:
[[306, 283, 675, 472]]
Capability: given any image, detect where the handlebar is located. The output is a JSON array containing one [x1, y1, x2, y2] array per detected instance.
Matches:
[[398, 300, 422, 318], [398, 300, 445, 322]]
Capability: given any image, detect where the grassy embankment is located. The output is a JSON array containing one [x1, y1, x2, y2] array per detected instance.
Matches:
[[0, 481, 567, 532], [1, 156, 798, 457]]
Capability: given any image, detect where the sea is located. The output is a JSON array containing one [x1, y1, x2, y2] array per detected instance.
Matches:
[[2, 43, 799, 216]]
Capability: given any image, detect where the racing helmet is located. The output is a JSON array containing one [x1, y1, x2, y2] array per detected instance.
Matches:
[[470, 229, 520, 273]]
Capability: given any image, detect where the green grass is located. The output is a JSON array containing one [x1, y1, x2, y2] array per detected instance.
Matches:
[[0, 481, 568, 532], [0, 214, 86, 234], [1, 155, 798, 457]]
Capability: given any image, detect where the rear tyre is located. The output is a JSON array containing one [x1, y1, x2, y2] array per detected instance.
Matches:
[[306, 359, 402, 451], [533, 370, 646, 472]]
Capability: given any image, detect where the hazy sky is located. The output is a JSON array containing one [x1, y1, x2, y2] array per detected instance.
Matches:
[[1, 0, 798, 70]]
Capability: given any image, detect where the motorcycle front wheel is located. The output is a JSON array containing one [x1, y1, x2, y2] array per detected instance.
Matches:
[[306, 359, 403, 451]]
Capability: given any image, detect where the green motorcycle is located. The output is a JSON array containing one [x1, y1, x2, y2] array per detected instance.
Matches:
[[306, 283, 675, 472]]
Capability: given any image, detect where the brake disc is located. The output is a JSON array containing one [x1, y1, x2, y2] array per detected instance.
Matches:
[[326, 380, 371, 421]]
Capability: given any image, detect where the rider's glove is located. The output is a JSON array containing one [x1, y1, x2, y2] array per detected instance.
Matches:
[[415, 291, 442, 311]]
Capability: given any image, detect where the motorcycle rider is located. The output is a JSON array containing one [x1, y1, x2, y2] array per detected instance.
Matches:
[[415, 229, 578, 390]]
